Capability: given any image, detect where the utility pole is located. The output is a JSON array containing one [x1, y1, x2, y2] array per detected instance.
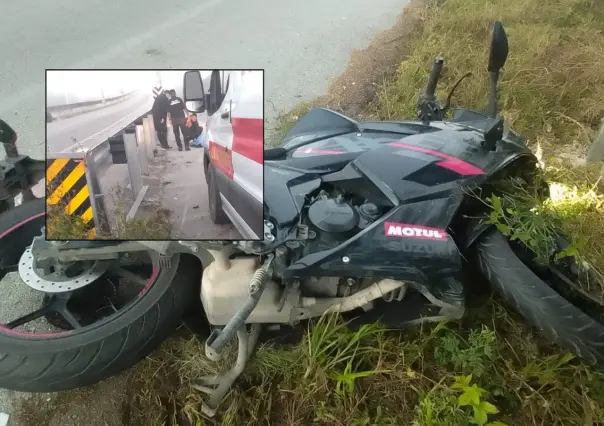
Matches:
[[101, 86, 106, 105]]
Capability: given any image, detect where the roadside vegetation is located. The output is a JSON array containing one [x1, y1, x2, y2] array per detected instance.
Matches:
[[46, 186, 172, 240], [53, 0, 604, 424]]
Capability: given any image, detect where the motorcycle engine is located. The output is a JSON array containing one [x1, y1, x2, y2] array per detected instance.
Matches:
[[297, 189, 385, 298], [305, 189, 382, 244]]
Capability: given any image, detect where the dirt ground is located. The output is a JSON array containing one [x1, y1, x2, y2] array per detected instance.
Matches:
[[149, 131, 239, 240], [4, 2, 429, 424]]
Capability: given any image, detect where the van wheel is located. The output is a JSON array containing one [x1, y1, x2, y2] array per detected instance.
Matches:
[[208, 164, 230, 225], [203, 152, 210, 184]]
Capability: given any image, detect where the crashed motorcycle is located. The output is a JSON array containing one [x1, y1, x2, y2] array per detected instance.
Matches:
[[0, 22, 602, 417]]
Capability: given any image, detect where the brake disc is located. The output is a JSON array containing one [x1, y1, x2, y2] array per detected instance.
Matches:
[[18, 247, 110, 293]]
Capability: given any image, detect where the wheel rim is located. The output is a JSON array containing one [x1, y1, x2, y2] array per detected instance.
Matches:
[[0, 212, 161, 338]]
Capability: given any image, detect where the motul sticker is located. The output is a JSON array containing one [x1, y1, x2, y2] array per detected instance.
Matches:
[[384, 222, 448, 241]]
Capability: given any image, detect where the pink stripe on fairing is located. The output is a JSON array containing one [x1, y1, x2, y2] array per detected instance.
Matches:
[[387, 142, 485, 176], [0, 211, 159, 337]]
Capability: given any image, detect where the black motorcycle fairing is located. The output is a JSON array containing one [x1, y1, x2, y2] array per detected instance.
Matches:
[[356, 120, 439, 136], [281, 108, 360, 150], [263, 165, 322, 230], [287, 130, 404, 159], [284, 194, 465, 290], [348, 131, 487, 204], [322, 162, 398, 208]]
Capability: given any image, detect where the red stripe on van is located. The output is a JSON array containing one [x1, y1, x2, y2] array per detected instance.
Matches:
[[209, 140, 234, 180], [232, 118, 263, 164]]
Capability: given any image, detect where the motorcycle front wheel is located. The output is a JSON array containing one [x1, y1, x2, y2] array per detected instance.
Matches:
[[0, 198, 202, 392], [475, 229, 604, 367]]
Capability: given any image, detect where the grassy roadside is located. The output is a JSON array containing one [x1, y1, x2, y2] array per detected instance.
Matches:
[[46, 188, 172, 240], [127, 0, 604, 425]]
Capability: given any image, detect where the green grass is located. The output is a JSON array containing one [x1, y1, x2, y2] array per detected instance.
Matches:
[[123, 0, 604, 424], [129, 309, 604, 426], [46, 185, 172, 240]]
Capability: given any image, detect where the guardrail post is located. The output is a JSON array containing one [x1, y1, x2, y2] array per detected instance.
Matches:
[[123, 126, 143, 198], [46, 153, 103, 239], [134, 120, 149, 176], [148, 117, 159, 147], [586, 118, 604, 164], [84, 150, 111, 235], [142, 115, 155, 160]]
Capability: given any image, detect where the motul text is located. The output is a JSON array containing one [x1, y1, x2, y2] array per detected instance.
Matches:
[[384, 222, 448, 241]]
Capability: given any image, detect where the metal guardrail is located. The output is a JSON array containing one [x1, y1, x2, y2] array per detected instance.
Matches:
[[46, 110, 158, 238], [47, 92, 135, 113]]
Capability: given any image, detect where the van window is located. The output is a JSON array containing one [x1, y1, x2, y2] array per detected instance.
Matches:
[[208, 70, 222, 115], [224, 75, 230, 98]]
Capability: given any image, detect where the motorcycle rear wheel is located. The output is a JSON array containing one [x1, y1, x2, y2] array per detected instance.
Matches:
[[0, 198, 202, 392], [475, 229, 604, 366]]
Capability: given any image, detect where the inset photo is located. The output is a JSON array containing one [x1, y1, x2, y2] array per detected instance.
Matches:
[[45, 69, 264, 240]]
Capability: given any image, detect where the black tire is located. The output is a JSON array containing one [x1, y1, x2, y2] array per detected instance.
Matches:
[[475, 229, 604, 366], [208, 163, 230, 225], [0, 199, 203, 392], [203, 152, 210, 184]]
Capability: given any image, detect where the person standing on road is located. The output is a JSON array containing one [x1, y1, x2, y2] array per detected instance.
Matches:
[[167, 89, 190, 151], [151, 90, 171, 149]]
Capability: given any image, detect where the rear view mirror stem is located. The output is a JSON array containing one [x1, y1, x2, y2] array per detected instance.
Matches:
[[486, 21, 509, 117], [486, 71, 500, 117]]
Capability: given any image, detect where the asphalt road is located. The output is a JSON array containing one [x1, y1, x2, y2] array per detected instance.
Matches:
[[1, 0, 406, 159], [46, 90, 152, 152]]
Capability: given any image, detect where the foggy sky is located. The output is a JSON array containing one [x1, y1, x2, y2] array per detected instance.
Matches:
[[46, 70, 211, 107]]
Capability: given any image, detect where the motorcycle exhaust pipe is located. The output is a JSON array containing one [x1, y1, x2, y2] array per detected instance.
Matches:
[[301, 278, 407, 313]]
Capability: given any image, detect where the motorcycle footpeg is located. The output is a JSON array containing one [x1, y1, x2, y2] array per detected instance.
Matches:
[[204, 329, 224, 361], [193, 325, 262, 417]]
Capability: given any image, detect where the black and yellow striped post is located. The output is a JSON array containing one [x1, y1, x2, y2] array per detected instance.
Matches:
[[46, 157, 97, 238]]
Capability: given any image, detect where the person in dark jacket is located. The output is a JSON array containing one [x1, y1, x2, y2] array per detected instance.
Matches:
[[151, 90, 171, 149], [186, 113, 204, 148], [167, 89, 190, 151]]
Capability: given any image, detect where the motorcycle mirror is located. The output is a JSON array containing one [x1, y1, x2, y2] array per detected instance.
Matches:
[[0, 119, 17, 145], [487, 21, 509, 72]]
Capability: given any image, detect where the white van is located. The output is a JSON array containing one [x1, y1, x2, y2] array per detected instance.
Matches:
[[183, 70, 264, 240]]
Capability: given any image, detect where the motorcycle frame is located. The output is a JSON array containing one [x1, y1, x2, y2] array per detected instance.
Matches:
[[0, 143, 46, 213]]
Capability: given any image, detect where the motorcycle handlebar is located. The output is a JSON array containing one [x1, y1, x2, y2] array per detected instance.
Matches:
[[425, 56, 444, 98]]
